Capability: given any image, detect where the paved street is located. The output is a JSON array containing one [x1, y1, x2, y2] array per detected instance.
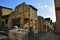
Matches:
[[0, 34, 8, 40], [0, 30, 60, 40], [38, 31, 60, 40]]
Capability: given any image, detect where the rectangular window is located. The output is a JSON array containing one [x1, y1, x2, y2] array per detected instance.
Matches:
[[24, 19, 29, 24], [12, 18, 20, 27], [5, 18, 8, 24]]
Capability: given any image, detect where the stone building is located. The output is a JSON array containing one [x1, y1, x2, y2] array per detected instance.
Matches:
[[8, 2, 38, 31], [54, 0, 60, 33], [37, 16, 44, 33], [44, 18, 53, 32], [0, 6, 13, 30]]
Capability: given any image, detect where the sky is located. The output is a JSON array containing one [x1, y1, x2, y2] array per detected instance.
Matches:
[[0, 0, 56, 22]]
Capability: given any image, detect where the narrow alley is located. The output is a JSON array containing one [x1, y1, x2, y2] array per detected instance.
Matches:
[[38, 31, 60, 40]]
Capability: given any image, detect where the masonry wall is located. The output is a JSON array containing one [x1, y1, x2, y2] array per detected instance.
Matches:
[[1, 8, 12, 16], [8, 3, 38, 30], [0, 7, 13, 30], [55, 0, 60, 33], [37, 16, 44, 33]]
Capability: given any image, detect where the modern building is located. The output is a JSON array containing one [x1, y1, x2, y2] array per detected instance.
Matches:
[[54, 0, 60, 34]]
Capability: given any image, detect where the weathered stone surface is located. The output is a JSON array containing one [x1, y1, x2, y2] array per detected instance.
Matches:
[[55, 0, 60, 34]]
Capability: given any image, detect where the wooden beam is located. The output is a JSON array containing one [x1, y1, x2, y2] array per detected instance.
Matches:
[[56, 7, 60, 10]]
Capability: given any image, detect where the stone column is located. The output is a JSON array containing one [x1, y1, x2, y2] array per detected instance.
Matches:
[[20, 18, 24, 28]]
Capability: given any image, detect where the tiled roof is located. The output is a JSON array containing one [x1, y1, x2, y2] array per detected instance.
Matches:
[[15, 2, 37, 11], [28, 5, 37, 11], [0, 6, 13, 10]]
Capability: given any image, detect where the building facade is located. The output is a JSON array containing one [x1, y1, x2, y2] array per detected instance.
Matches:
[[0, 6, 13, 30], [55, 0, 60, 33], [8, 2, 38, 31], [37, 16, 44, 33], [44, 18, 53, 32]]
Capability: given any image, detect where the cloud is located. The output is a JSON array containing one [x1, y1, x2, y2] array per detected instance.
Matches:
[[44, 5, 48, 8], [39, 6, 44, 9], [37, 4, 56, 22], [38, 4, 44, 9], [45, 6, 56, 22], [38, 4, 54, 11], [40, 5, 55, 14]]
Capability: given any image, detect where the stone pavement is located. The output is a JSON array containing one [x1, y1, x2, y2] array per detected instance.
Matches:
[[0, 30, 60, 40], [0, 34, 8, 40], [38, 31, 60, 40]]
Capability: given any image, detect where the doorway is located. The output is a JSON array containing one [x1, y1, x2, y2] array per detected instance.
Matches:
[[12, 18, 20, 28]]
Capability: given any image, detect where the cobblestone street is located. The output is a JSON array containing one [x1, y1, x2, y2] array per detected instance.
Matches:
[[38, 31, 60, 40]]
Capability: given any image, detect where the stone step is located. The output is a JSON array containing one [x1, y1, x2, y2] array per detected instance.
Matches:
[[0, 34, 8, 39]]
